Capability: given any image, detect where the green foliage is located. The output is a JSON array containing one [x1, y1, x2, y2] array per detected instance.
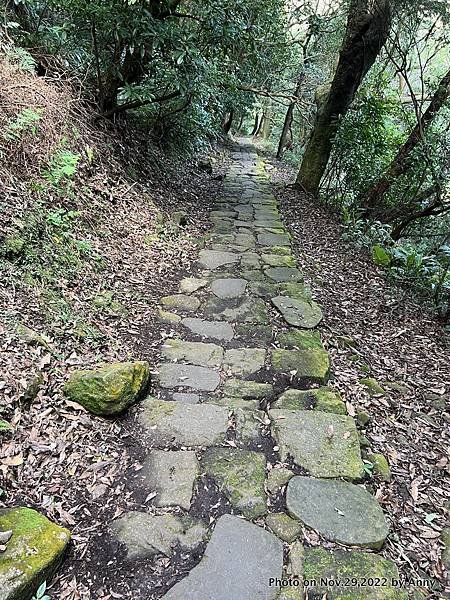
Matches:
[[372, 245, 392, 267], [32, 581, 51, 600], [43, 149, 80, 186], [3, 108, 42, 141]]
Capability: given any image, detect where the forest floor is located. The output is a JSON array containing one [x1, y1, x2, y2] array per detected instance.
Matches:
[[1, 134, 449, 600]]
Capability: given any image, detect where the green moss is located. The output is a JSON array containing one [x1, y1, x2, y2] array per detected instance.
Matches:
[[223, 379, 273, 399], [3, 234, 25, 256], [158, 309, 182, 324], [262, 254, 297, 268], [360, 378, 385, 396], [277, 282, 312, 301], [367, 452, 391, 482], [303, 547, 407, 599], [271, 348, 330, 384], [276, 329, 322, 350], [269, 245, 292, 256], [64, 361, 150, 416], [314, 388, 346, 414], [202, 448, 266, 519], [0, 508, 70, 600], [141, 397, 176, 424], [160, 294, 200, 311]]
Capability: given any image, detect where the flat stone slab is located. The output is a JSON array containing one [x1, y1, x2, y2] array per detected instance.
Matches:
[[272, 296, 323, 328], [204, 296, 269, 324], [140, 398, 228, 447], [302, 547, 408, 599], [172, 392, 199, 404], [0, 508, 71, 600], [262, 254, 297, 268], [271, 348, 330, 383], [157, 363, 220, 391], [223, 378, 273, 399], [181, 318, 234, 341], [162, 514, 283, 600], [161, 339, 224, 367], [141, 450, 199, 510], [265, 268, 302, 283], [199, 250, 239, 270], [202, 448, 267, 518], [110, 512, 206, 560], [266, 512, 302, 542], [287, 476, 389, 550], [161, 294, 201, 312], [274, 387, 346, 414], [269, 410, 364, 479], [180, 277, 208, 294], [224, 348, 266, 375], [211, 278, 247, 299], [257, 233, 290, 246]]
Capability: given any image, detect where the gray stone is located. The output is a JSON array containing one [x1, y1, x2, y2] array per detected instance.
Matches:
[[266, 513, 302, 542], [180, 277, 208, 294], [223, 378, 273, 399], [240, 252, 261, 268], [262, 254, 297, 268], [110, 512, 206, 560], [224, 348, 266, 375], [287, 476, 389, 549], [181, 317, 234, 341], [257, 233, 290, 247], [211, 278, 247, 299], [265, 268, 303, 283], [202, 447, 267, 518], [269, 410, 364, 479], [272, 296, 323, 328], [141, 450, 199, 510], [266, 467, 294, 494], [172, 392, 200, 404], [234, 407, 265, 443], [140, 398, 228, 447], [158, 309, 182, 324], [161, 339, 224, 367], [161, 514, 283, 600], [278, 282, 312, 301], [235, 323, 273, 345], [302, 547, 408, 599], [204, 296, 269, 324], [199, 250, 239, 270], [274, 387, 345, 415], [161, 294, 201, 312], [157, 363, 220, 391]]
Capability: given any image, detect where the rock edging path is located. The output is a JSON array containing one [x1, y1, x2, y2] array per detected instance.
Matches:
[[115, 143, 406, 599]]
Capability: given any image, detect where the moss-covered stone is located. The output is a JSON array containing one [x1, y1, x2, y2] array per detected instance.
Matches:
[[266, 513, 302, 542], [158, 309, 182, 324], [235, 323, 273, 344], [365, 453, 391, 482], [302, 547, 408, 599], [16, 325, 51, 350], [277, 282, 312, 301], [262, 254, 297, 268], [271, 349, 330, 384], [266, 467, 294, 494], [3, 234, 25, 256], [356, 410, 371, 426], [160, 294, 201, 312], [360, 378, 385, 396], [273, 388, 345, 414], [64, 361, 150, 416], [269, 245, 292, 256], [0, 507, 71, 600], [202, 447, 267, 519], [276, 329, 322, 350]]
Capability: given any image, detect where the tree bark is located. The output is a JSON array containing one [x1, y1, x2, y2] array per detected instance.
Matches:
[[222, 110, 234, 134], [296, 0, 392, 193], [251, 113, 260, 135], [277, 80, 302, 159], [361, 66, 450, 214]]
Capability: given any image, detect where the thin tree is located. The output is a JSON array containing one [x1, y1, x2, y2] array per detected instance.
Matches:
[[296, 0, 392, 193]]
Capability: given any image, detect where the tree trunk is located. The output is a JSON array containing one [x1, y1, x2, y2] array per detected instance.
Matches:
[[362, 66, 450, 214], [277, 80, 302, 159], [296, 0, 392, 193], [251, 113, 260, 135], [222, 110, 234, 134]]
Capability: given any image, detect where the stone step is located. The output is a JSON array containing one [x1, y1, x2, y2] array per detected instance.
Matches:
[[161, 514, 283, 600]]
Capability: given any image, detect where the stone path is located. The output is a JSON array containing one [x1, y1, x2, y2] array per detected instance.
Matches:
[[113, 144, 406, 599]]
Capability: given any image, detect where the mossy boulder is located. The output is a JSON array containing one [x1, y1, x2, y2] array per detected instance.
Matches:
[[0, 507, 71, 600], [276, 329, 322, 350], [64, 361, 150, 416], [360, 378, 385, 396]]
